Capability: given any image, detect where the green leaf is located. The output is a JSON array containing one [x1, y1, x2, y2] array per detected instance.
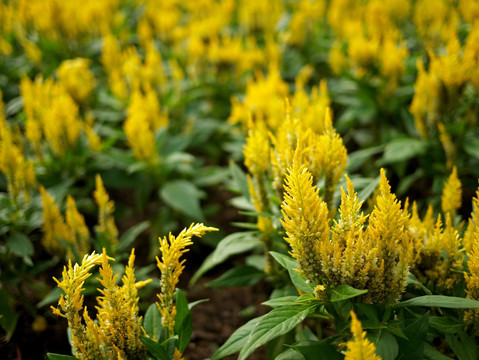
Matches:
[[446, 330, 477, 360], [367, 330, 398, 360], [397, 312, 429, 360], [275, 348, 305, 360], [429, 317, 464, 334], [207, 265, 265, 287], [270, 252, 315, 294], [140, 336, 171, 360], [160, 180, 204, 221], [211, 315, 265, 360], [238, 305, 316, 360], [381, 138, 427, 165], [174, 290, 192, 353], [423, 343, 454, 360], [46, 354, 78, 360], [117, 221, 149, 251], [406, 273, 432, 295], [347, 146, 383, 172], [191, 232, 261, 284], [229, 161, 250, 200], [395, 295, 479, 309], [37, 287, 63, 308], [292, 340, 344, 360], [143, 304, 166, 342], [357, 176, 380, 203], [0, 288, 18, 341], [263, 296, 299, 308], [330, 284, 368, 302], [463, 137, 479, 159], [7, 231, 34, 258]]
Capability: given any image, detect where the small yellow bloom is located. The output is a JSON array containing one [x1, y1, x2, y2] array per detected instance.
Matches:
[[345, 311, 382, 360]]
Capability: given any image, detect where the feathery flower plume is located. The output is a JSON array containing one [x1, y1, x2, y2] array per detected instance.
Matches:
[[156, 223, 218, 336], [345, 311, 382, 360]]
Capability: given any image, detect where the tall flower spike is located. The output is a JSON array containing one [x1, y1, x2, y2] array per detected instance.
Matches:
[[65, 195, 91, 258], [366, 169, 411, 303], [96, 249, 148, 359], [345, 311, 382, 360], [40, 186, 72, 256], [51, 252, 104, 359], [280, 147, 329, 285], [465, 217, 479, 330], [156, 223, 218, 336], [94, 174, 118, 247], [320, 175, 376, 291], [441, 166, 462, 219]]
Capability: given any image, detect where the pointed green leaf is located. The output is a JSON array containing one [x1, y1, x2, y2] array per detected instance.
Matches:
[[143, 304, 166, 342], [238, 305, 316, 360], [174, 290, 192, 353], [211, 315, 265, 360], [7, 231, 34, 257], [160, 181, 204, 221], [367, 330, 398, 360], [292, 340, 344, 360], [330, 284, 368, 302], [270, 252, 315, 294], [140, 336, 171, 360], [397, 312, 429, 360], [395, 295, 479, 309], [46, 354, 78, 360], [207, 265, 265, 287], [117, 221, 149, 251], [191, 232, 261, 284], [446, 330, 477, 360]]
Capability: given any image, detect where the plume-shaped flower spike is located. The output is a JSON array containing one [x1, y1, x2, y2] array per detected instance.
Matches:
[[345, 311, 382, 360], [156, 223, 218, 336], [280, 148, 329, 285]]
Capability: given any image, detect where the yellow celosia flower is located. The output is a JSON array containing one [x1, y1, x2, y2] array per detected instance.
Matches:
[[40, 187, 72, 256], [441, 166, 462, 218], [51, 252, 105, 359], [52, 249, 150, 359], [94, 175, 118, 247], [0, 105, 36, 203], [413, 0, 458, 48], [345, 311, 382, 360], [96, 249, 149, 359], [437, 122, 456, 170], [123, 86, 167, 163], [365, 169, 411, 303], [280, 150, 329, 285], [320, 176, 377, 292], [156, 223, 218, 335], [21, 75, 83, 157], [57, 58, 97, 103], [65, 196, 91, 258], [465, 213, 479, 329]]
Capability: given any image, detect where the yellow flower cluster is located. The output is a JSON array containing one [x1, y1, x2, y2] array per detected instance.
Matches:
[[0, 93, 36, 203], [327, 0, 409, 90], [282, 162, 411, 304], [52, 249, 151, 359], [40, 188, 90, 260], [124, 86, 168, 163], [13, 0, 120, 41], [56, 58, 97, 103], [21, 74, 99, 158], [345, 311, 382, 360], [156, 223, 218, 336]]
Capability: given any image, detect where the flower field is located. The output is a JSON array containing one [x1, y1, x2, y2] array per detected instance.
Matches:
[[2, 0, 479, 359]]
